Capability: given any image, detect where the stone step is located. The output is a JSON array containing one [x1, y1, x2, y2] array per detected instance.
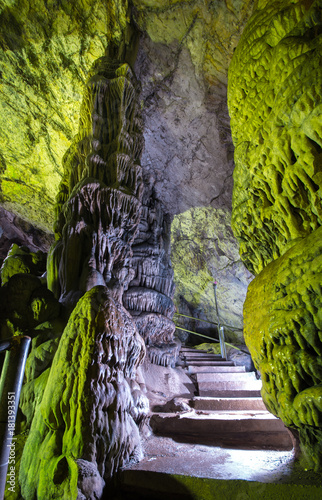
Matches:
[[187, 361, 234, 367], [149, 412, 292, 449], [196, 372, 258, 383], [180, 347, 209, 352], [199, 389, 262, 397], [198, 379, 262, 392], [183, 352, 222, 358], [183, 356, 224, 363], [191, 397, 267, 411], [188, 365, 246, 374]]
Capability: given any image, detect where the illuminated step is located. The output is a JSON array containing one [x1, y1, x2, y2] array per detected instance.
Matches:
[[187, 361, 234, 366], [191, 397, 267, 411], [198, 380, 262, 398], [188, 365, 246, 374], [183, 352, 222, 358], [149, 412, 292, 449], [196, 372, 258, 383]]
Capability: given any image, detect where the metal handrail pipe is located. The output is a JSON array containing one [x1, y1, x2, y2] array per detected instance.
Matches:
[[174, 325, 249, 355], [0, 335, 31, 500], [174, 312, 243, 331]]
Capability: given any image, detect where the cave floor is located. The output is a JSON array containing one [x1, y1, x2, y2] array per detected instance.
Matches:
[[123, 434, 320, 485], [117, 434, 322, 499], [117, 357, 322, 498]]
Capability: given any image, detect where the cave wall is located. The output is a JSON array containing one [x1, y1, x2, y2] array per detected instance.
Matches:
[[228, 0, 322, 469], [0, 0, 254, 231], [171, 206, 253, 343], [0, 0, 255, 333]]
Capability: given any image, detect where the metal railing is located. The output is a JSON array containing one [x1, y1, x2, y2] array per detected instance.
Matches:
[[174, 280, 249, 357], [0, 335, 31, 500]]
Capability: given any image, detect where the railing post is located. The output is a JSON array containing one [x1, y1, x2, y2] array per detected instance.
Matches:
[[213, 281, 227, 359], [0, 336, 31, 500]]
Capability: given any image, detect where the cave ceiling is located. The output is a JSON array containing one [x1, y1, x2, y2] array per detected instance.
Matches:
[[0, 0, 254, 233]]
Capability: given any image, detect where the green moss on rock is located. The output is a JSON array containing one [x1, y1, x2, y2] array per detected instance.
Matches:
[[171, 207, 252, 342], [0, 0, 132, 230], [244, 226, 322, 470], [20, 285, 145, 499], [228, 0, 322, 274]]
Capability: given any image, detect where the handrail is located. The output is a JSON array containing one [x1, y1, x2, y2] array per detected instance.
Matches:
[[213, 281, 227, 359], [0, 335, 31, 500], [174, 325, 250, 355], [174, 312, 243, 332]]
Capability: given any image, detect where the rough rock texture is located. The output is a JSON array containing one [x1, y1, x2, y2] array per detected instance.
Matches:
[[0, 207, 53, 265], [0, 246, 60, 339], [228, 0, 322, 470], [0, 0, 254, 231], [0, 0, 133, 230], [228, 0, 322, 275], [244, 227, 322, 470], [133, 0, 255, 217], [171, 207, 253, 342], [47, 57, 144, 308], [9, 49, 149, 500], [0, 243, 46, 285], [20, 286, 146, 500], [124, 176, 178, 366]]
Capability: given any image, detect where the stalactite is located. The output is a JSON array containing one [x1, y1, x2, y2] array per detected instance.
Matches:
[[20, 56, 149, 500], [124, 177, 179, 367]]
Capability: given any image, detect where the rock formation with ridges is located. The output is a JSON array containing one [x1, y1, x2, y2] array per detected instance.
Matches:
[[124, 177, 178, 367], [47, 57, 144, 307], [19, 55, 149, 499], [228, 0, 322, 275], [228, 0, 322, 470], [20, 286, 146, 500]]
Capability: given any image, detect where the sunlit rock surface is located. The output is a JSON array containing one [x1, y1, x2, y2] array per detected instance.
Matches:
[[0, 0, 131, 230], [228, 0, 322, 470], [228, 0, 322, 275], [0, 0, 254, 232], [244, 227, 322, 470], [171, 207, 253, 343]]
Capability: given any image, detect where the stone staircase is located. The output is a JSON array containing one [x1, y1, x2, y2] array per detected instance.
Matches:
[[150, 346, 292, 449], [116, 346, 301, 500]]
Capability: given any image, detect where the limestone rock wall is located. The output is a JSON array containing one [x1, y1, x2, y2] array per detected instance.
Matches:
[[0, 0, 131, 230], [133, 0, 255, 217], [228, 0, 322, 469], [171, 207, 253, 343], [0, 0, 254, 234], [228, 0, 322, 275]]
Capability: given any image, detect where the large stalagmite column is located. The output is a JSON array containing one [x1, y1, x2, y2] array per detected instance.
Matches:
[[20, 57, 149, 500], [47, 57, 144, 305]]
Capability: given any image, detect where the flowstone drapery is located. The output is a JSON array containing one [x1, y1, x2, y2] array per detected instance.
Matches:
[[47, 57, 144, 306], [124, 176, 179, 367], [228, 0, 322, 469], [19, 57, 150, 499]]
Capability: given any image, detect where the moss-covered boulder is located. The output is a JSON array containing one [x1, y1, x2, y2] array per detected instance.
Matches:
[[244, 227, 322, 470], [0, 243, 46, 285], [20, 286, 145, 500]]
